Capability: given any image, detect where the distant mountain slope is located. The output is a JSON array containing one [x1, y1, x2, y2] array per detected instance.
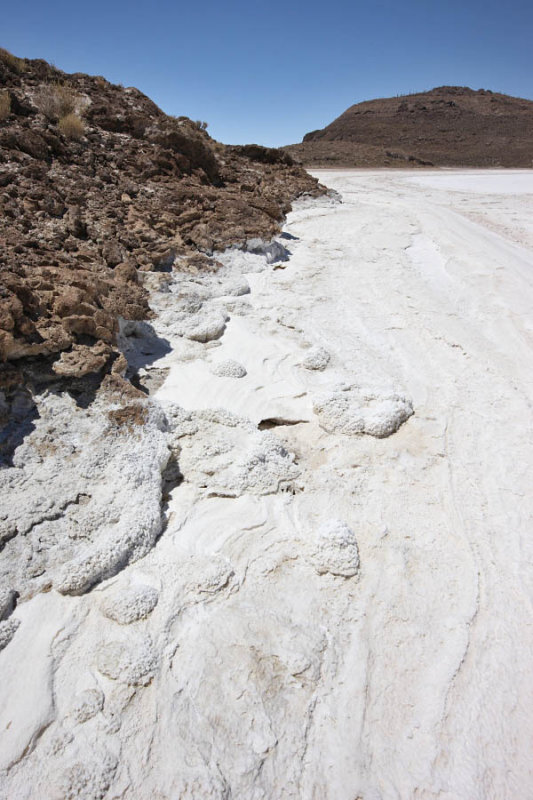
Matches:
[[285, 86, 533, 167]]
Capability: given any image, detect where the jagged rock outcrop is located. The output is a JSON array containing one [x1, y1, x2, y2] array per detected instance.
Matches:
[[284, 85, 533, 167], [0, 48, 323, 400]]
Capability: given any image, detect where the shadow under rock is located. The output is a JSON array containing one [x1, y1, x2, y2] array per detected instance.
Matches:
[[118, 319, 172, 394], [246, 238, 292, 264], [159, 452, 184, 534], [0, 385, 39, 468], [119, 319, 172, 371]]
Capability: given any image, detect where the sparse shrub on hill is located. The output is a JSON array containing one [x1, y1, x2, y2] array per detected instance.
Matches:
[[0, 91, 10, 121], [39, 83, 81, 121], [58, 112, 84, 140], [0, 47, 26, 74], [195, 120, 208, 131]]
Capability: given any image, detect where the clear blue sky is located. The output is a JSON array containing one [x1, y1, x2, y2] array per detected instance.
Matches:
[[2, 0, 532, 146]]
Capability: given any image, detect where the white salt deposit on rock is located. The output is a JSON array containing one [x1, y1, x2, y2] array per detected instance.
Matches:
[[176, 309, 228, 342], [301, 346, 331, 371], [178, 555, 237, 609], [313, 519, 360, 577], [0, 394, 170, 599], [70, 688, 104, 724], [100, 584, 159, 624], [96, 636, 157, 686], [210, 359, 247, 378], [51, 750, 117, 800], [168, 406, 300, 496], [313, 388, 413, 438], [221, 278, 250, 297]]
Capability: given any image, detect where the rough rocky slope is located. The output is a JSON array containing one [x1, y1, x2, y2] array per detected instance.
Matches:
[[285, 86, 533, 167], [0, 48, 322, 424]]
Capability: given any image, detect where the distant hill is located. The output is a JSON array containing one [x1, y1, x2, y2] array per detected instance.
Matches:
[[284, 86, 533, 168]]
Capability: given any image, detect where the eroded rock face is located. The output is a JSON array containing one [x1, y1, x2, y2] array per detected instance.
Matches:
[[0, 48, 323, 388]]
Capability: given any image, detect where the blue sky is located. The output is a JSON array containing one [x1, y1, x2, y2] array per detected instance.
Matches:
[[2, 0, 532, 146]]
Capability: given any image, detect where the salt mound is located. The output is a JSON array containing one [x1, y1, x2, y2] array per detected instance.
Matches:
[[302, 347, 331, 371], [210, 360, 247, 378], [0, 394, 171, 599], [185, 555, 235, 596], [167, 405, 300, 496], [221, 278, 250, 297], [153, 283, 229, 344], [96, 636, 157, 686], [51, 749, 117, 800], [313, 388, 413, 438], [176, 309, 228, 343], [100, 584, 159, 624], [70, 688, 104, 724], [313, 519, 360, 577]]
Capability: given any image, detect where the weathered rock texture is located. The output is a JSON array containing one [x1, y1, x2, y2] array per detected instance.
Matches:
[[285, 86, 533, 167], [0, 48, 322, 402]]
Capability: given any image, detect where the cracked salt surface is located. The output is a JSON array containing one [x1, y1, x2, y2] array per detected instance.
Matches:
[[1, 170, 533, 799]]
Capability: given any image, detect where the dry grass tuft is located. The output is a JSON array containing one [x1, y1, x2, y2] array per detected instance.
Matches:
[[0, 91, 11, 121], [58, 112, 84, 140], [0, 48, 27, 74], [39, 83, 80, 121]]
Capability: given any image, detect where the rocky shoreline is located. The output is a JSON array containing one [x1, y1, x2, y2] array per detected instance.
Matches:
[[0, 49, 324, 467]]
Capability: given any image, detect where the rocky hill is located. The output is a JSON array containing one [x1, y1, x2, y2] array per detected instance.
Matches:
[[285, 86, 533, 168], [0, 49, 322, 411]]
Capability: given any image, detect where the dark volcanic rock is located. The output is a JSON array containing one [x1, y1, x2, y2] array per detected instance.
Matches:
[[0, 49, 323, 391], [284, 86, 533, 168]]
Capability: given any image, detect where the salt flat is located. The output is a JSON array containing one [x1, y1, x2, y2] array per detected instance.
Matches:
[[1, 170, 532, 799]]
